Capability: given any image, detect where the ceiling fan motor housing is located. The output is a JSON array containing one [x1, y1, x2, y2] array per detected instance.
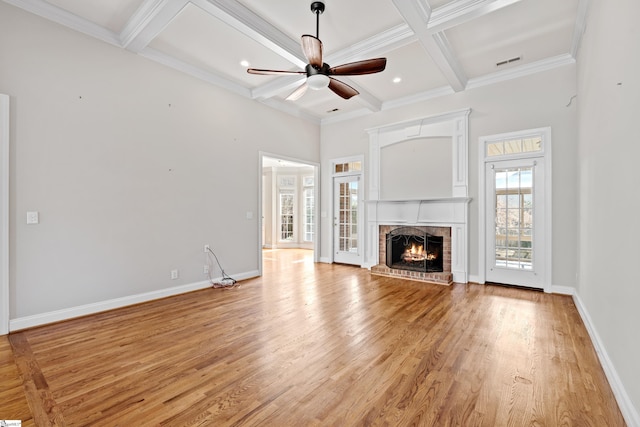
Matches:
[[306, 63, 330, 76]]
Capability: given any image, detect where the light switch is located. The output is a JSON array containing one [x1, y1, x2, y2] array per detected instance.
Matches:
[[26, 211, 39, 224], [246, 211, 254, 220]]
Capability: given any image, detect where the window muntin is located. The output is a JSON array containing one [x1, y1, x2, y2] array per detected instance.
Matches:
[[280, 192, 294, 241], [494, 167, 533, 270], [303, 176, 314, 242], [487, 137, 542, 158]]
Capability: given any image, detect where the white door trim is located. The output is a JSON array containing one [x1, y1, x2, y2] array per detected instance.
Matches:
[[1, 94, 9, 335], [478, 127, 552, 292], [330, 155, 364, 265], [258, 152, 320, 275]]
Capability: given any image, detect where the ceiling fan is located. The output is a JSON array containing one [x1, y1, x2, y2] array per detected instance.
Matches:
[[247, 1, 387, 101]]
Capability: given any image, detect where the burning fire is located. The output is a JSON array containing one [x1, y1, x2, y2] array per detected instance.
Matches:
[[403, 243, 437, 262]]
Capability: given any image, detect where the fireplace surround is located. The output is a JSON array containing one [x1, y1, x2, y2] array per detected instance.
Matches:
[[364, 109, 471, 284]]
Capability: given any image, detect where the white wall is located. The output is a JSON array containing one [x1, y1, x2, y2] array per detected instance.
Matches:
[[0, 3, 319, 323], [321, 65, 578, 289], [577, 0, 640, 422]]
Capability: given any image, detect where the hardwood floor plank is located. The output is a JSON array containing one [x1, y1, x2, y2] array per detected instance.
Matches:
[[3, 249, 627, 426], [0, 335, 35, 426]]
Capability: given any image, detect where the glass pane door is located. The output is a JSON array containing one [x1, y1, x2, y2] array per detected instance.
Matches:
[[494, 167, 533, 270], [334, 175, 361, 265], [485, 158, 545, 289]]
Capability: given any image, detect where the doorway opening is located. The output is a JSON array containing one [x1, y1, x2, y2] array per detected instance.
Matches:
[[259, 153, 319, 275]]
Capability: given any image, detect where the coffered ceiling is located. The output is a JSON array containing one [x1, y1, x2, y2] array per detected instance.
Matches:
[[3, 0, 588, 123]]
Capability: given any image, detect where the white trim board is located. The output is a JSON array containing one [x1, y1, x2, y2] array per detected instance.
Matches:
[[9, 270, 259, 331], [0, 94, 9, 336]]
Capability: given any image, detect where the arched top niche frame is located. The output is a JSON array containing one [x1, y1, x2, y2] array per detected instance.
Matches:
[[366, 108, 471, 201]]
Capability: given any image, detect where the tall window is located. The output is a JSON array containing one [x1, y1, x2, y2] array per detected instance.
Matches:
[[303, 176, 314, 242], [494, 167, 533, 270], [280, 192, 294, 241]]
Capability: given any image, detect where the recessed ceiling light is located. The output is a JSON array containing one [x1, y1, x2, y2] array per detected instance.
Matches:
[[392, 77, 402, 84], [240, 60, 250, 67]]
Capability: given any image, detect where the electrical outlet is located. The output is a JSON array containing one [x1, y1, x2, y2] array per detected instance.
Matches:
[[170, 269, 179, 280], [204, 265, 209, 274], [204, 244, 210, 253]]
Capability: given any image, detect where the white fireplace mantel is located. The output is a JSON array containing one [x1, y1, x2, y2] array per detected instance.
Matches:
[[364, 109, 472, 283]]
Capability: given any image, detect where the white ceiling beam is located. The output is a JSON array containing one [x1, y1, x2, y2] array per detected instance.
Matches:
[[193, 0, 306, 69], [339, 78, 384, 112], [427, 0, 524, 33], [393, 0, 467, 92], [324, 24, 416, 66], [120, 0, 188, 50]]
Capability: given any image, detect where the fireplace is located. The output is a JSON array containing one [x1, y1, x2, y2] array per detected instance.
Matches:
[[386, 227, 443, 273], [371, 224, 453, 285]]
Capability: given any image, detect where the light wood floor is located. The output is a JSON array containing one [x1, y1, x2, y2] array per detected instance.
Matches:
[[2, 249, 625, 426]]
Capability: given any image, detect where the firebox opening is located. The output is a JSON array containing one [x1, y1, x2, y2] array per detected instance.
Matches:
[[386, 227, 444, 273]]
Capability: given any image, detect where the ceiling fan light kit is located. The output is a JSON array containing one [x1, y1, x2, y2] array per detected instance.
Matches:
[[307, 74, 330, 90], [247, 0, 387, 101]]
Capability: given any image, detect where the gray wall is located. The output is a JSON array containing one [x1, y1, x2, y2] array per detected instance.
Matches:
[[577, 0, 640, 419], [0, 3, 320, 319]]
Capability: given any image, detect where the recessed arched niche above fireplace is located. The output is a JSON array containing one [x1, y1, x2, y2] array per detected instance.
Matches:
[[367, 108, 471, 200], [364, 109, 472, 284]]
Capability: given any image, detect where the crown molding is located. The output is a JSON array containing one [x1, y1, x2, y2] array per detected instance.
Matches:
[[140, 47, 251, 98], [4, 0, 121, 46], [258, 98, 320, 124], [428, 0, 524, 32], [466, 53, 575, 90], [320, 108, 373, 125], [251, 75, 306, 101], [570, 0, 590, 58]]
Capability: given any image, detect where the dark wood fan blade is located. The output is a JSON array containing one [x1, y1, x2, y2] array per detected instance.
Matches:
[[301, 35, 323, 68], [247, 68, 305, 75], [328, 77, 359, 99], [286, 82, 308, 101], [329, 58, 387, 75]]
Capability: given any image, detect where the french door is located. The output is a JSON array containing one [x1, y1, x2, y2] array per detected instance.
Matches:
[[485, 158, 546, 288], [333, 175, 361, 265]]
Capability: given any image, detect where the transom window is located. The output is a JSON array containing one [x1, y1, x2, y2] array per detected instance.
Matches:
[[487, 136, 542, 157], [334, 161, 361, 174]]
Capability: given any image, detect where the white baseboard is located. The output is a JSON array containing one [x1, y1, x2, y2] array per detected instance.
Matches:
[[9, 270, 260, 332], [549, 284, 576, 295], [573, 293, 640, 427], [319, 257, 331, 263]]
